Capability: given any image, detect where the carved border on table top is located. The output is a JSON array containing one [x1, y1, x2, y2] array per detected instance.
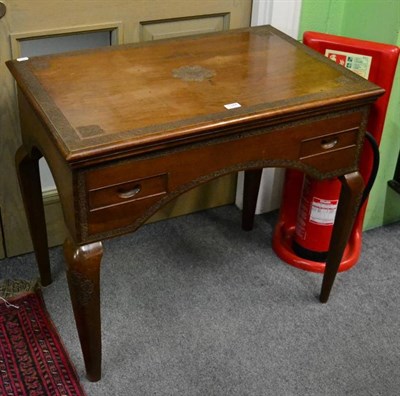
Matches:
[[19, 60, 364, 149], [10, 24, 378, 158], [66, 84, 369, 147]]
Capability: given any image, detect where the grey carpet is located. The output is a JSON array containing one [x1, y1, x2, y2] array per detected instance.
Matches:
[[1, 205, 399, 395]]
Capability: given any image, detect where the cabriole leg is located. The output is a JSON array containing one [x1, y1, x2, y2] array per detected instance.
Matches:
[[64, 237, 103, 381], [320, 172, 364, 303], [15, 145, 52, 286]]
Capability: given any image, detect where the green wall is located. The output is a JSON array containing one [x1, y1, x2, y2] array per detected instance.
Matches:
[[299, 0, 400, 230]]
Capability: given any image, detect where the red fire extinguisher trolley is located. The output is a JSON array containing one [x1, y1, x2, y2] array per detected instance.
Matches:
[[272, 32, 400, 272]]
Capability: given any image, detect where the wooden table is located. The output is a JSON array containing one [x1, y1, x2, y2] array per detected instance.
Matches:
[[7, 25, 383, 381]]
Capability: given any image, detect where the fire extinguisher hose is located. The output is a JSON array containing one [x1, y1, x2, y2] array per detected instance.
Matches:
[[360, 132, 380, 207]]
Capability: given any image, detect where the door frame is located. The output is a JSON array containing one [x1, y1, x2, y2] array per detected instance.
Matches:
[[251, 0, 302, 38]]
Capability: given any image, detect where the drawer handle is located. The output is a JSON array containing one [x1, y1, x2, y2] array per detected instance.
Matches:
[[117, 184, 141, 199], [321, 137, 338, 150]]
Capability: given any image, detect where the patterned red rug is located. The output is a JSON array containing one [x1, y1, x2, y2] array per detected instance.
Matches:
[[0, 290, 86, 395]]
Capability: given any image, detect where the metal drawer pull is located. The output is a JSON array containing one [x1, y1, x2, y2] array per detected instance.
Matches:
[[321, 137, 338, 150], [117, 184, 141, 199]]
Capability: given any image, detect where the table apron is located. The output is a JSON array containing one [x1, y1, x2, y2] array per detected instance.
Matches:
[[75, 109, 367, 242]]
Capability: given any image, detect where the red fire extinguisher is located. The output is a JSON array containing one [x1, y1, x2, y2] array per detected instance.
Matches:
[[271, 32, 399, 273], [292, 132, 379, 263]]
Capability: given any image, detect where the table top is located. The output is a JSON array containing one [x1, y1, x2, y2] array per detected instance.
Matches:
[[7, 25, 383, 163]]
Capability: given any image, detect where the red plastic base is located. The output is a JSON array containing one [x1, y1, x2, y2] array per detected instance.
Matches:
[[272, 219, 362, 273]]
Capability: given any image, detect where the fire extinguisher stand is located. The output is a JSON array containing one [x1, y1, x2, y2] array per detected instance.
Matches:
[[271, 32, 400, 273]]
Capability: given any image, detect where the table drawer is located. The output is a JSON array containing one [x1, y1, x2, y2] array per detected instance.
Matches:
[[87, 194, 165, 235], [88, 173, 168, 210], [86, 172, 168, 235], [299, 127, 358, 159]]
